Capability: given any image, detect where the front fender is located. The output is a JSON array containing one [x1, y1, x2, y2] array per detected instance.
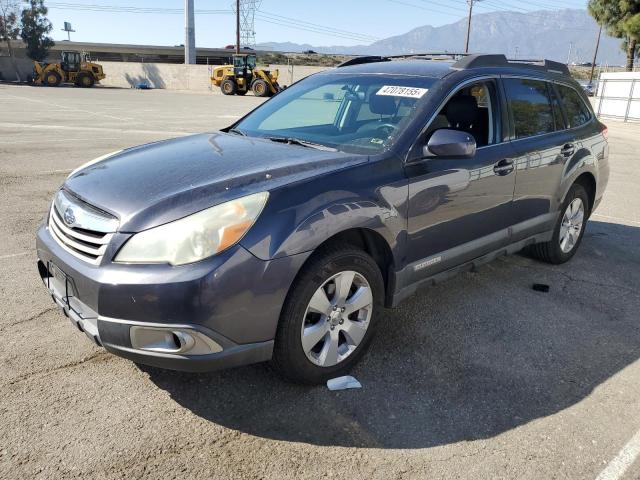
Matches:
[[240, 161, 408, 263]]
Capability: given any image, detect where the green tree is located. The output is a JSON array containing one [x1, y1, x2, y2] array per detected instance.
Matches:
[[588, 0, 640, 71], [0, 0, 21, 80], [20, 0, 53, 62]]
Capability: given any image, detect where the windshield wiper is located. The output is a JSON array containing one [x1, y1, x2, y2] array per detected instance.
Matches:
[[227, 128, 246, 136], [264, 136, 337, 152]]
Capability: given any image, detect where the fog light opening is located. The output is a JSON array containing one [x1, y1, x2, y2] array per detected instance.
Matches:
[[170, 332, 182, 350], [129, 325, 221, 355]]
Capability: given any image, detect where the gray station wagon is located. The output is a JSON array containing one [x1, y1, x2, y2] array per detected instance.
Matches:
[[36, 54, 609, 383]]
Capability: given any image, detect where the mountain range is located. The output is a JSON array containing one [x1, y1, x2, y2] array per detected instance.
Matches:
[[257, 9, 626, 65]]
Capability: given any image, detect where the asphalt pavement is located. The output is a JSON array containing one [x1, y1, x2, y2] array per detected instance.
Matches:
[[1, 84, 639, 480]]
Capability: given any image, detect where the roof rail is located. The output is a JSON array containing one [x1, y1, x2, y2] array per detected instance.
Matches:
[[388, 52, 469, 61], [452, 54, 570, 75], [336, 56, 391, 68]]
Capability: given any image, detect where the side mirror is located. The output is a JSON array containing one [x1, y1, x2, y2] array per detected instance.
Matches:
[[423, 129, 476, 158]]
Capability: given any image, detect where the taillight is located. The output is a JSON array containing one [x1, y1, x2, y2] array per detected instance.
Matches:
[[602, 125, 608, 140]]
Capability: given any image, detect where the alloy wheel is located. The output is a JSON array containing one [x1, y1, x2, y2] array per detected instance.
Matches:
[[559, 198, 585, 253], [300, 270, 373, 367]]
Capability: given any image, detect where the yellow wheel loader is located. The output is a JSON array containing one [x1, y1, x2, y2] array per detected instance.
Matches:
[[33, 51, 106, 88], [211, 53, 280, 97]]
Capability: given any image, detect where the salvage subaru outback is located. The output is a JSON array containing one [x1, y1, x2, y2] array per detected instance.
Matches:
[[36, 54, 609, 383]]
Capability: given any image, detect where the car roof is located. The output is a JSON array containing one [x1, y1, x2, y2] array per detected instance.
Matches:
[[325, 59, 455, 79], [321, 54, 575, 83]]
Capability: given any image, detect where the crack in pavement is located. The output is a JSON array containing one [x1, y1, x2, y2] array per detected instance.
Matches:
[[2, 351, 111, 388], [498, 258, 640, 297], [0, 307, 56, 332]]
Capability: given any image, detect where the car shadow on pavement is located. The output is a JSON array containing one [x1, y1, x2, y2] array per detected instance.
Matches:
[[142, 220, 640, 449]]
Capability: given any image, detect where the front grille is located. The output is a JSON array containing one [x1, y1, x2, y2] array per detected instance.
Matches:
[[49, 203, 114, 266]]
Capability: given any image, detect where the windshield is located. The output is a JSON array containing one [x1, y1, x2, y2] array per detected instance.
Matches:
[[235, 74, 436, 154]]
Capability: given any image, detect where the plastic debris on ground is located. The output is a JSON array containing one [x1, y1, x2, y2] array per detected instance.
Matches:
[[327, 375, 362, 391], [532, 283, 550, 293]]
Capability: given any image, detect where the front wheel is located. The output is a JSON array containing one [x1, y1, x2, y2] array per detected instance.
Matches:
[[529, 183, 589, 264], [44, 71, 61, 87], [77, 73, 95, 88], [252, 79, 270, 97], [220, 78, 237, 95], [272, 244, 384, 384]]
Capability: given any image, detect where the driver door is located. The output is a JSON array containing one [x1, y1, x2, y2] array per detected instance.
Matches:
[[403, 78, 516, 283]]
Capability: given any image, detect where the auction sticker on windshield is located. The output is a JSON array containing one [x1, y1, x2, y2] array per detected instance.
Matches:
[[376, 85, 429, 98]]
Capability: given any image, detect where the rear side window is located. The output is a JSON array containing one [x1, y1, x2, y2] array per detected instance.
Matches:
[[503, 78, 555, 139], [556, 84, 591, 128]]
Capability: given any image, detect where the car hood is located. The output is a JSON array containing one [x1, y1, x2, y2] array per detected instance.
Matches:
[[64, 132, 363, 232]]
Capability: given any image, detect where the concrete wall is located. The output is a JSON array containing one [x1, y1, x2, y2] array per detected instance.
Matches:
[[98, 61, 329, 91], [0, 57, 34, 82]]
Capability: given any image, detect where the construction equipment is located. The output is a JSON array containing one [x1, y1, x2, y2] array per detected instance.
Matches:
[[33, 51, 106, 88], [211, 53, 280, 97]]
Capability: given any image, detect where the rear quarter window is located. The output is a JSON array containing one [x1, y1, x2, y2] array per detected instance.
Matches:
[[503, 78, 555, 139], [556, 84, 592, 128]]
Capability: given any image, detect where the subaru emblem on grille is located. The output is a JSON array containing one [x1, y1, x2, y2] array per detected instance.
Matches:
[[63, 207, 76, 226]]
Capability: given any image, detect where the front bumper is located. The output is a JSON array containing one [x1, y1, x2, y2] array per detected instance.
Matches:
[[36, 223, 309, 372]]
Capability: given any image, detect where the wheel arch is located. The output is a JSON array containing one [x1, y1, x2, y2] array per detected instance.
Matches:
[[573, 171, 597, 216], [288, 228, 396, 308]]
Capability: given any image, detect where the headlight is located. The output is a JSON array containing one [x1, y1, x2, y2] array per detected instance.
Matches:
[[68, 149, 124, 178], [114, 192, 269, 266]]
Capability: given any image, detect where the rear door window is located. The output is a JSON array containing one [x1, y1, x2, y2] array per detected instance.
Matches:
[[503, 78, 555, 139], [556, 84, 592, 128]]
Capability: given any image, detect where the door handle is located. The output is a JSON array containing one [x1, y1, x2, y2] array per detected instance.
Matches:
[[494, 159, 514, 176], [561, 143, 576, 157]]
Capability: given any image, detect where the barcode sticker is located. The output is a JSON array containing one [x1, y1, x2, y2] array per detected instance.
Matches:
[[376, 85, 429, 98]]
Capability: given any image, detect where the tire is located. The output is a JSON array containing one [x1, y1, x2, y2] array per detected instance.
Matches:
[[44, 71, 61, 87], [529, 183, 589, 264], [236, 89, 248, 96], [272, 244, 384, 384], [220, 78, 237, 95], [252, 79, 270, 97], [77, 73, 95, 88]]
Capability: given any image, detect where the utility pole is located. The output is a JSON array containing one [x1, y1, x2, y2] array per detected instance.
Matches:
[[566, 41, 574, 65], [589, 25, 603, 86], [465, 0, 474, 53], [236, 0, 241, 54], [465, 0, 482, 54], [185, 0, 196, 64]]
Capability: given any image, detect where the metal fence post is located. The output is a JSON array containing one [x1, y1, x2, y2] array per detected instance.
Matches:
[[624, 79, 636, 122], [597, 78, 606, 117]]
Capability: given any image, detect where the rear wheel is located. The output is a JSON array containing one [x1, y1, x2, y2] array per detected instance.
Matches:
[[529, 183, 589, 264], [272, 244, 384, 384], [252, 79, 270, 97], [44, 71, 61, 87], [77, 73, 95, 88], [220, 78, 237, 95]]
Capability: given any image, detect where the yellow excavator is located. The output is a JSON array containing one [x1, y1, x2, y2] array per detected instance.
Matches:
[[211, 53, 280, 97], [33, 51, 106, 88]]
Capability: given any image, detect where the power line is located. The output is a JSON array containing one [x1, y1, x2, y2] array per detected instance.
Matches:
[[46, 2, 379, 43]]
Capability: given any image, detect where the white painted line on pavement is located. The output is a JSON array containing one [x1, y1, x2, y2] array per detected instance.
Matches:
[[0, 91, 133, 122], [1, 136, 121, 145], [0, 122, 194, 137], [596, 428, 640, 480], [0, 252, 30, 260]]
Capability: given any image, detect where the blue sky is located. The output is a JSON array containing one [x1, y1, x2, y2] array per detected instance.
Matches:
[[45, 0, 589, 47]]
